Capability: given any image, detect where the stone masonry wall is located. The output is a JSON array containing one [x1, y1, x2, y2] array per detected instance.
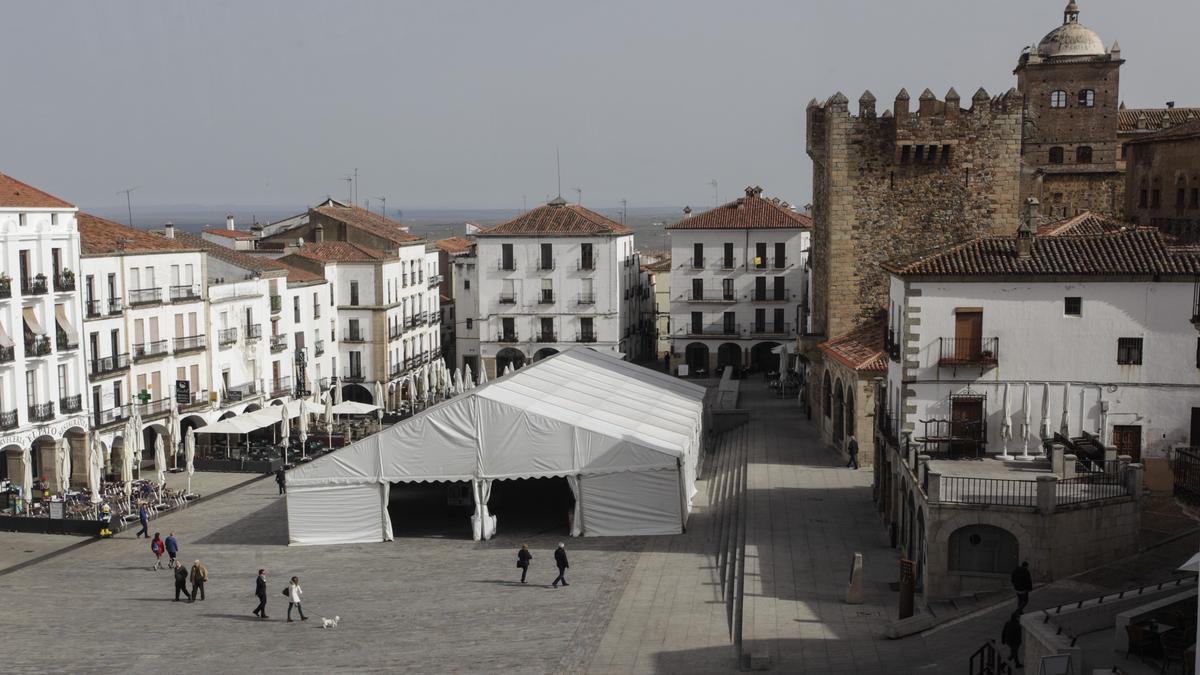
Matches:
[[1125, 135, 1200, 242]]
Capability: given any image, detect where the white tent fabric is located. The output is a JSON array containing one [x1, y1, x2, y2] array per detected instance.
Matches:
[[88, 434, 102, 504], [56, 439, 71, 494], [332, 401, 380, 415], [154, 435, 166, 487], [286, 348, 706, 546], [185, 428, 196, 496]]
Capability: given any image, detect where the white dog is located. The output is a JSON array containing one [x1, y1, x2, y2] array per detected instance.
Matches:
[[321, 616, 340, 629]]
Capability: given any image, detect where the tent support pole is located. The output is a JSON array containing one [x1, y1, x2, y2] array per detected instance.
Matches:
[[678, 457, 687, 534]]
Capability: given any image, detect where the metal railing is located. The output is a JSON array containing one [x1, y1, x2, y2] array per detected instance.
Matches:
[[497, 258, 516, 271], [270, 295, 282, 313], [687, 288, 737, 303], [271, 377, 291, 398], [342, 369, 365, 383], [539, 290, 554, 304], [270, 334, 288, 352], [60, 394, 83, 414], [499, 292, 517, 304], [108, 298, 123, 315], [179, 390, 209, 410], [128, 287, 162, 306], [497, 332, 519, 343], [577, 331, 597, 343], [0, 284, 9, 300], [0, 409, 17, 429], [684, 323, 740, 337], [218, 327, 238, 346], [689, 257, 704, 270], [133, 339, 169, 360], [28, 402, 55, 422], [56, 329, 78, 352], [174, 334, 206, 353], [85, 299, 102, 318], [751, 291, 790, 302], [938, 476, 1039, 507], [1174, 447, 1200, 506], [536, 331, 557, 342], [53, 272, 76, 292], [246, 324, 263, 341], [885, 329, 901, 361], [720, 257, 736, 270], [428, 274, 441, 289], [94, 404, 131, 427], [25, 335, 52, 356], [577, 258, 594, 271], [938, 337, 999, 367], [21, 276, 48, 295], [343, 329, 365, 342], [750, 322, 792, 336], [0, 345, 13, 363], [578, 292, 595, 305], [314, 339, 325, 356], [170, 285, 200, 302], [223, 382, 258, 402], [1057, 469, 1127, 506], [139, 397, 171, 418], [538, 258, 555, 271], [90, 353, 130, 377]]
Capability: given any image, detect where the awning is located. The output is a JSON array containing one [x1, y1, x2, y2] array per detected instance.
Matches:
[[55, 305, 78, 344], [331, 401, 379, 415], [194, 416, 264, 435], [22, 308, 46, 336], [0, 322, 12, 348], [195, 400, 312, 435]]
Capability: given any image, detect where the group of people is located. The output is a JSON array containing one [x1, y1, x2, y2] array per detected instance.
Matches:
[[253, 569, 308, 622], [516, 542, 570, 587]]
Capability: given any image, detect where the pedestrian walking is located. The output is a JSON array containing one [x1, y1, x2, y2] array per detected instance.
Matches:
[[846, 435, 860, 470], [275, 468, 286, 495], [189, 559, 208, 602], [663, 353, 670, 374], [172, 559, 192, 602], [150, 532, 165, 570], [165, 532, 179, 564], [1001, 611, 1024, 668], [1011, 561, 1033, 612], [551, 543, 569, 588], [516, 544, 532, 584], [252, 569, 269, 619], [286, 576, 307, 622], [136, 503, 150, 538]]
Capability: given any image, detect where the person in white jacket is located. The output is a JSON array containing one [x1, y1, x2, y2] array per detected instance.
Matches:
[[287, 576, 308, 623]]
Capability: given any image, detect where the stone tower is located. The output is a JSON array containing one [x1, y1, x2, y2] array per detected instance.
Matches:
[[805, 89, 1023, 340], [1015, 0, 1125, 218]]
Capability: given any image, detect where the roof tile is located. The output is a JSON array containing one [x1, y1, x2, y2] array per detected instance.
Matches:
[[285, 241, 395, 263], [311, 204, 421, 245], [78, 213, 195, 255], [0, 171, 74, 209], [478, 199, 632, 236], [818, 317, 887, 373], [667, 188, 811, 230]]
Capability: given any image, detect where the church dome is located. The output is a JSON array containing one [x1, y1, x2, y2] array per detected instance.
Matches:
[[1036, 1, 1106, 57]]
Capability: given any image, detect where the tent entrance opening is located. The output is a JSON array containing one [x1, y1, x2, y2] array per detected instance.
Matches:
[[488, 477, 574, 537], [387, 481, 473, 539]]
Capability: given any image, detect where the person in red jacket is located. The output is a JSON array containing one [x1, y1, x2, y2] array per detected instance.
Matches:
[[150, 532, 165, 571]]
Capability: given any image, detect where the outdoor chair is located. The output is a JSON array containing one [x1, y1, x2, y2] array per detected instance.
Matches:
[[1127, 624, 1162, 660], [1160, 631, 1190, 673]]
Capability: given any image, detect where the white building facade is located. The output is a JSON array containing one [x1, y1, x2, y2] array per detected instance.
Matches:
[[472, 197, 642, 378], [666, 187, 811, 375]]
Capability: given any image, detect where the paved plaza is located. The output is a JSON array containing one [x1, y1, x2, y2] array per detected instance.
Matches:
[[0, 379, 1195, 673]]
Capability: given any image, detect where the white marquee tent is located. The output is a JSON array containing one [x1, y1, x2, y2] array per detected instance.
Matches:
[[285, 348, 708, 546]]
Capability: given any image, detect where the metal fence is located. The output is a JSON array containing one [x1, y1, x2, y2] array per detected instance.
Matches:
[[1174, 447, 1200, 507], [938, 476, 1039, 507], [1056, 469, 1126, 506]]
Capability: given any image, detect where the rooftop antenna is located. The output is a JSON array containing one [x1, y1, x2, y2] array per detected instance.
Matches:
[[708, 179, 719, 207], [353, 168, 359, 207], [339, 175, 353, 203], [522, 194, 527, 213], [373, 196, 387, 219], [555, 146, 562, 197], [116, 186, 138, 227], [572, 187, 581, 205], [620, 198, 627, 225]]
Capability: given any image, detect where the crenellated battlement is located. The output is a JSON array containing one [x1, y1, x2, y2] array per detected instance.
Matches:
[[807, 86, 1024, 140]]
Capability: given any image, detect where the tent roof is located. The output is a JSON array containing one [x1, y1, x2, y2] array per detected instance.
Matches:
[[288, 348, 706, 486]]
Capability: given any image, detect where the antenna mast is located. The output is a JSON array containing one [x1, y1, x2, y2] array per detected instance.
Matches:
[[340, 175, 352, 203], [373, 197, 387, 218], [620, 198, 627, 225], [117, 186, 138, 227], [709, 179, 719, 207], [572, 188, 581, 205], [555, 147, 562, 197]]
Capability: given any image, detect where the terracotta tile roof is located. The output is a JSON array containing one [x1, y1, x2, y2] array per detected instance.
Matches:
[[174, 232, 288, 275], [1122, 119, 1200, 145], [643, 258, 672, 272], [883, 226, 1200, 278], [1035, 211, 1129, 236], [434, 235, 474, 254], [78, 213, 195, 255], [478, 198, 633, 236], [0, 171, 74, 209], [285, 241, 395, 263], [667, 187, 811, 230], [202, 228, 257, 239], [440, 293, 452, 303], [272, 258, 325, 284], [818, 317, 887, 373], [1119, 108, 1200, 133], [310, 204, 422, 245]]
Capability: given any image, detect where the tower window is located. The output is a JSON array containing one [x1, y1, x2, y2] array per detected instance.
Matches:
[[1078, 89, 1095, 107], [941, 144, 952, 164], [1050, 90, 1067, 108], [1076, 146, 1093, 164], [1049, 147, 1064, 164], [1190, 187, 1199, 209]]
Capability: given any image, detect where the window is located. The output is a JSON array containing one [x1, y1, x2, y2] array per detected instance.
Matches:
[[774, 242, 785, 269], [1152, 188, 1162, 209], [900, 145, 911, 163], [1078, 89, 1095, 107], [1049, 147, 1064, 164], [948, 525, 1018, 573], [1192, 187, 1200, 209], [754, 276, 767, 301], [723, 243, 734, 269], [1050, 90, 1067, 108], [464, 278, 470, 290], [692, 243, 703, 269], [822, 372, 831, 418], [540, 243, 553, 270], [773, 276, 785, 300], [1139, 180, 1149, 208], [51, 213, 58, 226], [754, 308, 765, 332], [293, 296, 301, 323], [723, 312, 736, 335], [1117, 337, 1143, 365], [690, 311, 702, 334], [1178, 187, 1187, 209], [540, 278, 553, 303], [18, 213, 26, 227], [501, 243, 514, 271], [1064, 297, 1081, 316], [465, 318, 472, 330], [941, 144, 952, 164], [691, 278, 703, 301], [722, 278, 734, 301], [1075, 146, 1092, 164], [754, 242, 767, 269], [349, 281, 359, 306]]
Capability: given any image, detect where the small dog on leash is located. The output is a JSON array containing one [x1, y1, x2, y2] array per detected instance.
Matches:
[[321, 616, 340, 629]]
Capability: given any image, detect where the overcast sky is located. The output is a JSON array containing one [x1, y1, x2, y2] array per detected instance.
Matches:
[[1, 0, 1193, 212]]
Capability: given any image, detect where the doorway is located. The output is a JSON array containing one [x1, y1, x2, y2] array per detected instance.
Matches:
[[950, 396, 985, 456], [1112, 425, 1142, 462]]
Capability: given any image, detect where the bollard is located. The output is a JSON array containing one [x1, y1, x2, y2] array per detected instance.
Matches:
[[846, 552, 864, 604]]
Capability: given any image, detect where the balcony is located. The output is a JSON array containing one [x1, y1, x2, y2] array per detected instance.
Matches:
[[0, 344, 13, 363], [94, 403, 130, 428], [53, 272, 76, 292], [685, 323, 741, 337], [0, 283, 9, 300], [414, 312, 428, 326], [139, 397, 171, 419], [271, 376, 291, 398], [720, 258, 736, 271], [497, 258, 517, 272], [539, 290, 555, 304], [577, 331, 597, 343], [689, 257, 705, 270], [428, 274, 442, 289], [390, 362, 405, 378], [25, 335, 52, 357], [128, 287, 162, 306], [270, 295, 282, 313], [342, 369, 365, 384], [536, 331, 557, 343], [85, 299, 102, 318], [170, 285, 201, 302], [750, 322, 793, 336], [430, 313, 442, 325], [578, 292, 596, 305], [885, 329, 901, 361], [223, 381, 258, 403], [314, 339, 325, 356], [174, 334, 206, 354], [108, 298, 123, 316], [21, 275, 48, 296], [270, 334, 288, 352], [937, 337, 999, 368], [218, 327, 238, 347], [0, 409, 17, 430], [246, 323, 263, 342], [687, 289, 737, 303], [577, 258, 595, 271], [319, 377, 335, 392], [179, 390, 209, 411], [56, 329, 79, 352], [498, 292, 517, 305], [538, 258, 556, 271], [90, 353, 130, 378], [497, 332, 519, 343], [28, 402, 55, 422], [343, 329, 366, 343], [133, 339, 169, 361]]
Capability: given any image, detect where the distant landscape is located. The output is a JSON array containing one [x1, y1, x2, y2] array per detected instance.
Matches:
[[85, 204, 686, 252]]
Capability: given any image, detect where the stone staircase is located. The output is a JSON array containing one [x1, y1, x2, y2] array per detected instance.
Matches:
[[701, 421, 750, 664]]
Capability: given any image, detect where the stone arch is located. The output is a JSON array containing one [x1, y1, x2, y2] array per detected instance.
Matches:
[[822, 371, 832, 418], [532, 347, 559, 362], [947, 523, 1019, 574], [716, 343, 741, 370], [341, 383, 373, 404], [0, 443, 22, 482], [684, 343, 709, 374], [268, 399, 286, 406], [243, 403, 263, 414], [32, 434, 57, 483], [844, 381, 856, 440], [218, 411, 237, 421], [496, 347, 527, 372], [750, 341, 780, 372], [65, 427, 89, 487], [109, 435, 126, 479], [143, 423, 171, 464], [832, 379, 846, 445]]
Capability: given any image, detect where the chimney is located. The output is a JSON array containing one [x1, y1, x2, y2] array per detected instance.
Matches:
[[682, 206, 692, 219], [314, 222, 325, 242], [1016, 198, 1038, 260], [226, 214, 235, 231], [164, 221, 175, 239]]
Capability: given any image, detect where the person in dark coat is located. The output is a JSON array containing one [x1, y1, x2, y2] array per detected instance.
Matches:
[[517, 544, 532, 584], [663, 353, 671, 374], [552, 542, 569, 588], [252, 569, 269, 619], [136, 503, 150, 538], [846, 436, 860, 470], [1011, 561, 1033, 612], [189, 560, 208, 602], [1001, 611, 1023, 667], [165, 532, 179, 564], [172, 559, 192, 601], [275, 468, 286, 495]]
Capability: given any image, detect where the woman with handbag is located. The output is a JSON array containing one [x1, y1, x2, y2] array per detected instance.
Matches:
[[286, 576, 307, 622], [516, 544, 532, 584]]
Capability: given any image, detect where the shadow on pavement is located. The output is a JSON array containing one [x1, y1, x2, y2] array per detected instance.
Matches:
[[194, 499, 289, 546]]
